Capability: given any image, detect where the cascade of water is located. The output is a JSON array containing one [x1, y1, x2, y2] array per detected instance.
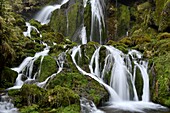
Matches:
[[80, 26, 87, 44], [105, 46, 130, 101], [89, 46, 101, 76], [37, 51, 66, 88], [71, 46, 121, 102], [34, 0, 69, 25], [83, 0, 88, 7], [71, 45, 167, 112], [128, 50, 150, 102], [8, 46, 50, 90], [0, 93, 18, 113], [90, 0, 105, 44], [80, 97, 105, 113], [23, 22, 42, 38]]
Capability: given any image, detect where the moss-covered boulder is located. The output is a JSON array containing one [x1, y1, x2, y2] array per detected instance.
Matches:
[[8, 84, 45, 107], [154, 0, 170, 32], [50, 0, 84, 42], [9, 84, 80, 112], [0, 67, 17, 89], [48, 73, 109, 106], [150, 53, 170, 107], [43, 85, 80, 108], [38, 56, 57, 82]]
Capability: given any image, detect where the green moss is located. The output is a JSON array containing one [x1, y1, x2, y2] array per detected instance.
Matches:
[[8, 89, 22, 107], [55, 104, 80, 113], [106, 40, 128, 53], [0, 67, 17, 88], [119, 37, 132, 46], [20, 104, 39, 113], [48, 73, 108, 106], [45, 104, 80, 113], [137, 2, 151, 11], [44, 85, 80, 108], [8, 84, 45, 107], [157, 32, 170, 40], [21, 84, 45, 106], [154, 0, 170, 31], [151, 53, 170, 106], [39, 56, 57, 82], [42, 32, 65, 46], [117, 5, 130, 38]]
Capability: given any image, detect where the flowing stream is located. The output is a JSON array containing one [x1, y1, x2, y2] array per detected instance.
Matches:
[[71, 45, 167, 113], [0, 0, 169, 113]]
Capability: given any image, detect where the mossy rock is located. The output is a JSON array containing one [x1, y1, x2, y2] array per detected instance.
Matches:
[[151, 52, 170, 107], [0, 67, 17, 88], [157, 32, 170, 40], [39, 56, 57, 82], [41, 32, 65, 46], [54, 104, 80, 113], [153, 38, 170, 56], [119, 37, 133, 46], [154, 0, 170, 31], [131, 35, 151, 45], [106, 40, 128, 53], [48, 73, 109, 106], [20, 104, 39, 113], [43, 85, 80, 108], [137, 2, 151, 11], [8, 84, 45, 107]]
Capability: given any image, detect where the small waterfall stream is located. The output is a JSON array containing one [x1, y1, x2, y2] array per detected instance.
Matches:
[[71, 45, 167, 112], [0, 93, 18, 113], [90, 0, 105, 44], [34, 0, 69, 25]]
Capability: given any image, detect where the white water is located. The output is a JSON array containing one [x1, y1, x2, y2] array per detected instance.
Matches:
[[90, 0, 105, 44], [37, 51, 66, 88], [0, 94, 18, 113], [71, 46, 121, 102], [83, 0, 88, 7], [34, 0, 69, 25], [8, 46, 50, 90], [80, 26, 87, 44], [1, 0, 167, 112], [23, 22, 42, 38], [81, 97, 105, 113], [71, 45, 167, 112]]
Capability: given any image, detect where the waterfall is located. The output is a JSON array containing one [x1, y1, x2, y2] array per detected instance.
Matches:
[[2, 0, 168, 112], [80, 97, 105, 113], [34, 0, 69, 25], [23, 22, 42, 38], [71, 46, 121, 102], [71, 45, 166, 112], [8, 45, 50, 90], [0, 93, 18, 113], [90, 0, 105, 44], [37, 51, 66, 88], [80, 26, 87, 44]]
